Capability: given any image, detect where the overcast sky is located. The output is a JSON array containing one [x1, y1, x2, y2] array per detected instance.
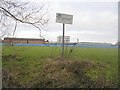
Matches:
[[14, 0, 118, 44]]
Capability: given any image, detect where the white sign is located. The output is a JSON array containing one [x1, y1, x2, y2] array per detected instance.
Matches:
[[56, 13, 73, 24]]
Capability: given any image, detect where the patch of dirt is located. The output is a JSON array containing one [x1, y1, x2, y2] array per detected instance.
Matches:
[[2, 69, 22, 88]]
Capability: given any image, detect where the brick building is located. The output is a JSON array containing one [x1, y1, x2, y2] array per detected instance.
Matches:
[[2, 37, 49, 44]]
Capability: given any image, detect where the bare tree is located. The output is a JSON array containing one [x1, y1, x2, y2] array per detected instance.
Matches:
[[0, 0, 49, 39]]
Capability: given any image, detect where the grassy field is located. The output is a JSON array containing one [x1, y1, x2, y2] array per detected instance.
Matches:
[[2, 46, 118, 88]]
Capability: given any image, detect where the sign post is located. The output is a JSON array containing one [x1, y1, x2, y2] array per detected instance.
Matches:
[[56, 13, 73, 60], [62, 23, 65, 59]]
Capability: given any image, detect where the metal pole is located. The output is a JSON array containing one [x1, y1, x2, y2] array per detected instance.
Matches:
[[61, 23, 65, 59]]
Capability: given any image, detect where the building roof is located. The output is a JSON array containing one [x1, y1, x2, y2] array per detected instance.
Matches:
[[4, 37, 45, 41]]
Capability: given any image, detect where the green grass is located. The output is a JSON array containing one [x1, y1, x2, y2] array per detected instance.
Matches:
[[71, 47, 118, 84], [2, 46, 118, 87], [3, 46, 61, 59]]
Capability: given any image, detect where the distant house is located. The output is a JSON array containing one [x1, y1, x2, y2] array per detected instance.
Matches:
[[79, 42, 113, 45], [2, 37, 49, 44], [78, 42, 114, 48]]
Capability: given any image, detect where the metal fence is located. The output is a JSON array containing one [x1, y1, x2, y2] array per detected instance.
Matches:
[[1, 43, 118, 48]]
